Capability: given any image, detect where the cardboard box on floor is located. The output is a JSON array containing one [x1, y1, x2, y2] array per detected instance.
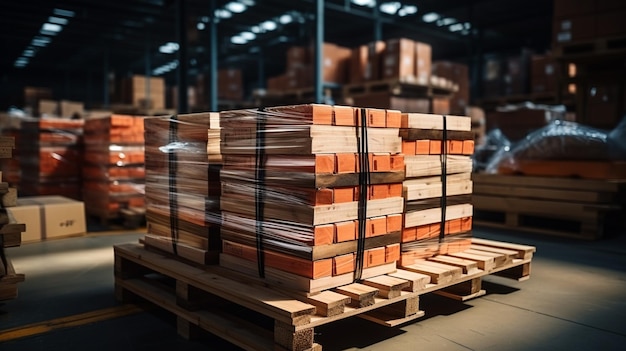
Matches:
[[7, 196, 86, 243]]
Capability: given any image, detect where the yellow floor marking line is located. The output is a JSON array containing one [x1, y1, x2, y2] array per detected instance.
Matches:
[[0, 304, 143, 342]]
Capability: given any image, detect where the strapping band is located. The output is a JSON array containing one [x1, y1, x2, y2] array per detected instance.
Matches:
[[439, 115, 448, 243], [255, 107, 267, 278], [168, 114, 179, 255], [354, 108, 370, 281]]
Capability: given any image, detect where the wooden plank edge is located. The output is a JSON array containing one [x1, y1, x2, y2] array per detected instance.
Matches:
[[359, 309, 425, 327], [434, 289, 486, 302]]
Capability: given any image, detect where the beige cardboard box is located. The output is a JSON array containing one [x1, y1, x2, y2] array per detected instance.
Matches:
[[7, 196, 86, 243]]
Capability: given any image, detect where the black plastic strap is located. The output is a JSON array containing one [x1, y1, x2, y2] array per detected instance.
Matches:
[[354, 108, 370, 281], [439, 115, 448, 242], [168, 114, 179, 255], [255, 107, 267, 278], [0, 238, 7, 277]]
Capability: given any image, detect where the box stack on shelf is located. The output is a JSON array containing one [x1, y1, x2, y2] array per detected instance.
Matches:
[[260, 43, 352, 105], [0, 136, 26, 301], [194, 69, 245, 110], [552, 0, 626, 130], [143, 112, 222, 263], [82, 115, 146, 224], [432, 61, 470, 115], [115, 75, 165, 110], [344, 38, 459, 114], [18, 118, 84, 200], [218, 104, 404, 293], [398, 113, 474, 267], [38, 99, 85, 119]]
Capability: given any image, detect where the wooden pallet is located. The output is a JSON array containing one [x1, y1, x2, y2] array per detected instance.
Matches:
[[342, 78, 456, 98], [473, 173, 626, 239], [497, 160, 626, 180], [114, 237, 534, 351]]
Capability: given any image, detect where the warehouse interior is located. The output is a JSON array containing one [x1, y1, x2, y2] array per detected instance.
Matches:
[[1, 1, 626, 350]]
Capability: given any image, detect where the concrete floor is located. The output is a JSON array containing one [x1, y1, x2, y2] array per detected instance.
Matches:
[[1, 227, 626, 351]]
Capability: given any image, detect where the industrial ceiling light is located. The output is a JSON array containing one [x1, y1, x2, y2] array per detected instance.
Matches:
[[159, 42, 179, 54], [53, 8, 75, 17], [422, 12, 440, 23], [436, 17, 457, 26], [251, 26, 261, 33], [197, 22, 205, 30], [240, 31, 256, 40], [231, 35, 247, 44], [279, 14, 293, 24], [380, 2, 401, 15], [23, 49, 35, 57], [400, 5, 417, 16], [42, 23, 63, 32], [225, 2, 246, 13], [239, 0, 255, 5], [351, 0, 375, 7], [14, 57, 28, 67], [260, 20, 277, 31], [31, 36, 51, 47], [48, 16, 68, 25], [215, 9, 232, 19], [448, 23, 464, 32]]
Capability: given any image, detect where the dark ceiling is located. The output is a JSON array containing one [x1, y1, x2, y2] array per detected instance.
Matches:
[[0, 0, 553, 108]]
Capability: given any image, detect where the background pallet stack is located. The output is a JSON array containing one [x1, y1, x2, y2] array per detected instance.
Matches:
[[219, 104, 404, 293], [0, 136, 26, 301], [399, 113, 474, 268], [343, 39, 461, 114], [143, 112, 222, 263], [83, 115, 146, 225], [18, 118, 84, 200], [552, 0, 626, 130]]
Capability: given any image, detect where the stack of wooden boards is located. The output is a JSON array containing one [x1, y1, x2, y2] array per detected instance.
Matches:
[[0, 136, 26, 301], [139, 105, 479, 294], [399, 113, 474, 267], [143, 112, 222, 263], [219, 105, 406, 293], [83, 115, 146, 222], [473, 173, 626, 240], [18, 118, 84, 200]]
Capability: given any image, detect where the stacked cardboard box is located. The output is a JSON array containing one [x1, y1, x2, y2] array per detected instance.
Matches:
[[117, 75, 165, 110], [219, 105, 404, 293], [382, 38, 432, 85], [398, 113, 474, 266], [24, 86, 53, 116], [350, 41, 386, 84], [553, 0, 626, 46], [196, 69, 244, 106], [267, 43, 352, 90], [530, 55, 560, 94], [18, 119, 83, 200], [143, 112, 222, 264], [0, 136, 26, 301], [486, 106, 566, 142], [37, 99, 84, 118], [432, 61, 470, 115], [83, 115, 146, 220]]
